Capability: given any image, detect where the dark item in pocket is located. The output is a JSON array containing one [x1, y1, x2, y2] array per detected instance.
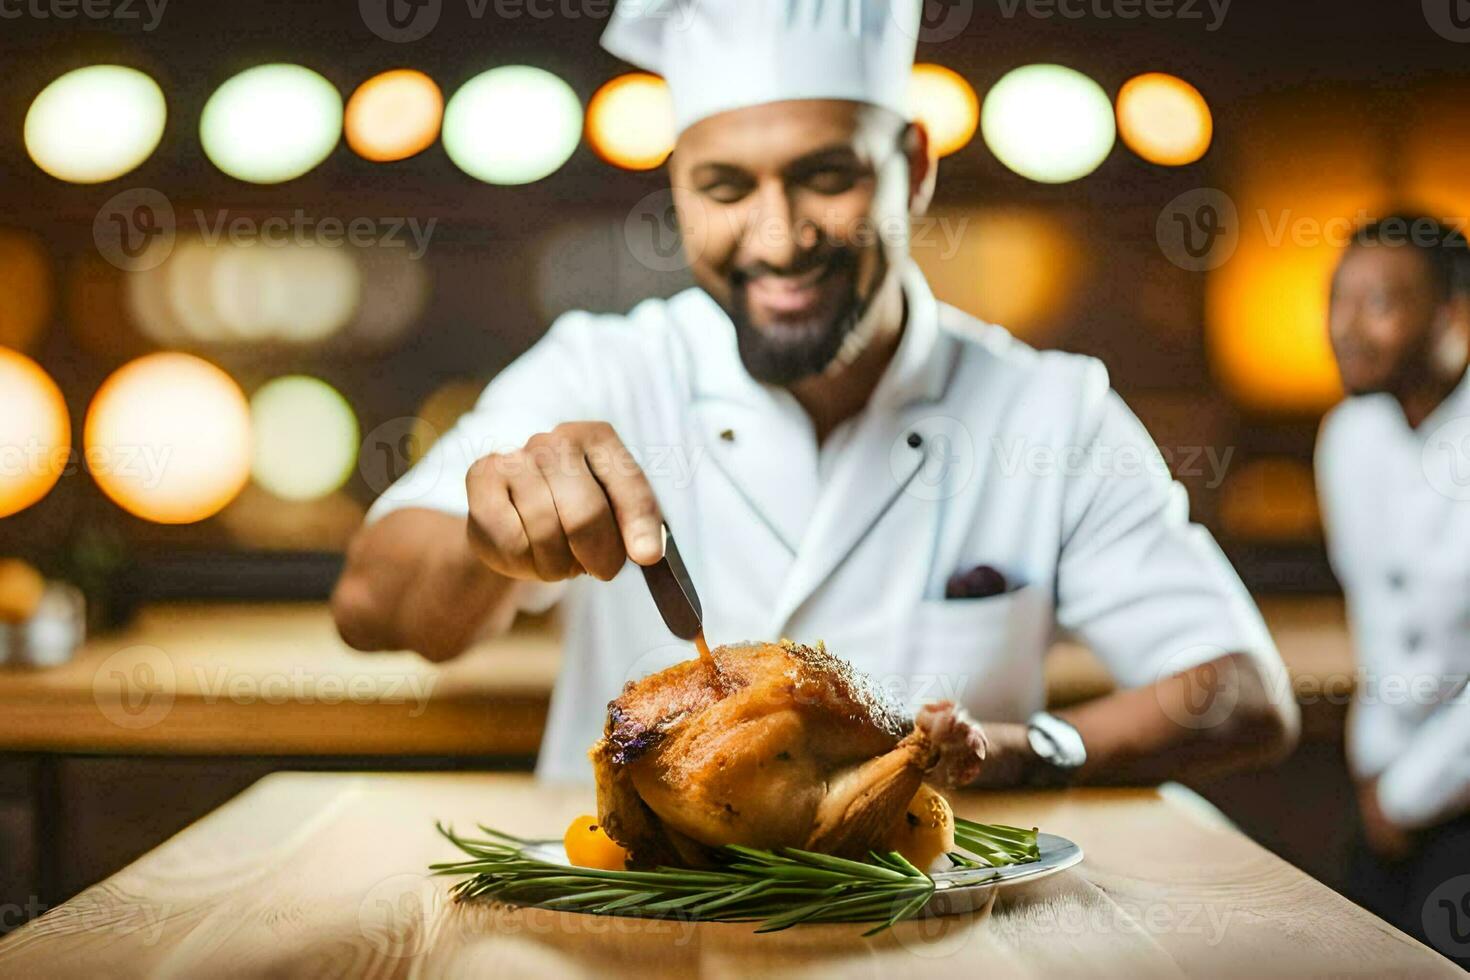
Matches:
[[945, 565, 1008, 600]]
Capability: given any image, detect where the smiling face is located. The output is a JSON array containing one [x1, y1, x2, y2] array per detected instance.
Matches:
[[667, 99, 929, 386]]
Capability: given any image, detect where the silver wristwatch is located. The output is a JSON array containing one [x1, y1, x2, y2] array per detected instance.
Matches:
[[1025, 711, 1087, 786]]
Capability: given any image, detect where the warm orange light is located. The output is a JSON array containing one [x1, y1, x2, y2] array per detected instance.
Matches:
[[0, 231, 53, 353], [85, 353, 251, 524], [1219, 457, 1321, 542], [1205, 192, 1366, 413], [585, 73, 674, 171], [0, 347, 69, 519], [912, 207, 1081, 344], [410, 380, 483, 464], [1116, 73, 1213, 167], [909, 64, 980, 158], [1400, 85, 1470, 221], [345, 69, 444, 163]]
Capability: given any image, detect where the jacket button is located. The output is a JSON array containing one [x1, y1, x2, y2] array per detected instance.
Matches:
[[719, 429, 735, 442], [1404, 629, 1424, 653], [1387, 570, 1406, 590], [906, 432, 922, 449]]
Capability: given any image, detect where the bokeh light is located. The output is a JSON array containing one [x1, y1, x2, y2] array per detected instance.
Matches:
[[250, 376, 359, 501], [912, 207, 1082, 344], [1203, 96, 1374, 413], [0, 231, 53, 352], [0, 348, 69, 519], [981, 64, 1116, 184], [85, 353, 251, 524], [443, 66, 582, 185], [1206, 226, 1347, 412], [585, 73, 674, 171], [127, 235, 364, 346], [201, 64, 343, 183], [25, 65, 166, 183], [908, 64, 979, 158], [345, 69, 443, 163], [1116, 73, 1213, 166]]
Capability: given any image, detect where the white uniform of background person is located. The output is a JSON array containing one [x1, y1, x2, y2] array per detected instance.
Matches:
[[1317, 373, 1470, 829], [368, 0, 1289, 783]]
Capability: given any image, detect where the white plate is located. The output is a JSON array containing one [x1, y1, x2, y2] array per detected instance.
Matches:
[[926, 832, 1083, 915], [519, 832, 1083, 921]]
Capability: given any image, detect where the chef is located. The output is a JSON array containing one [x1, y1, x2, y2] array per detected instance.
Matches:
[[1316, 214, 1470, 964], [333, 0, 1297, 786]]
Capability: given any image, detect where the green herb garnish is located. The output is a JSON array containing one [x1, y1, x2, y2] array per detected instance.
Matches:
[[431, 817, 1040, 934]]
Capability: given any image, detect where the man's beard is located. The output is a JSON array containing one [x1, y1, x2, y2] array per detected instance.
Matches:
[[726, 247, 881, 386]]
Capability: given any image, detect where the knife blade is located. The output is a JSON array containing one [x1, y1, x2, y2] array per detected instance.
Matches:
[[639, 523, 703, 641]]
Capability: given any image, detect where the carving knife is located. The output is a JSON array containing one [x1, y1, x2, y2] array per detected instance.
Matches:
[[639, 523, 704, 643]]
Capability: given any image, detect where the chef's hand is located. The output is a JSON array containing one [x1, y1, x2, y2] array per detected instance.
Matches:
[[1357, 777, 1416, 861], [958, 722, 1035, 789], [465, 422, 665, 582]]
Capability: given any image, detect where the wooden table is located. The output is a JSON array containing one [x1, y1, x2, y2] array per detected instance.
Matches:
[[0, 772, 1451, 979]]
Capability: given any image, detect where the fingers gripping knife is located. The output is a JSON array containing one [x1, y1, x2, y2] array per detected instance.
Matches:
[[639, 524, 709, 658]]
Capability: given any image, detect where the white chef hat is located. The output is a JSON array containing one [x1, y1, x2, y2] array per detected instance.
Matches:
[[601, 0, 921, 134]]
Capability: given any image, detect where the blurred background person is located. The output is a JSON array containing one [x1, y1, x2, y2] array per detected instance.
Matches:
[[1317, 213, 1470, 966]]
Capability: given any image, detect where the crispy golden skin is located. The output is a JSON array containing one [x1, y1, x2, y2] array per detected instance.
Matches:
[[590, 640, 952, 868]]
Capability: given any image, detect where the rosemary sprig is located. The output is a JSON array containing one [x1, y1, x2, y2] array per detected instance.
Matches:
[[430, 816, 1041, 934]]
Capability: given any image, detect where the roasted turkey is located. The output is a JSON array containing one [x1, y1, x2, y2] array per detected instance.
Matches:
[[590, 639, 988, 869]]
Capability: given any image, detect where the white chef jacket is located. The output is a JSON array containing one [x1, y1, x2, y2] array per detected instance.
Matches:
[[371, 261, 1286, 783], [1317, 373, 1470, 830]]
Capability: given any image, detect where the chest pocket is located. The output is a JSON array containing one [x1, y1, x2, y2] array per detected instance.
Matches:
[[901, 585, 1053, 723]]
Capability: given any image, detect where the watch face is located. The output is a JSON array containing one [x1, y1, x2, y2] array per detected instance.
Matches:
[[1028, 714, 1086, 770], [1026, 724, 1056, 762]]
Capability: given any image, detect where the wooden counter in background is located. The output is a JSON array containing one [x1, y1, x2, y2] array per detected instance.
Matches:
[[0, 602, 560, 757], [0, 596, 1353, 756], [0, 772, 1454, 978]]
